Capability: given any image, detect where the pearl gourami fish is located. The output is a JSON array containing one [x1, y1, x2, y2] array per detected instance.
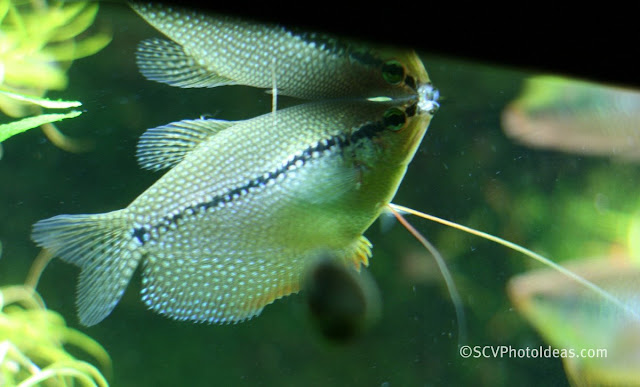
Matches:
[[131, 2, 430, 101], [32, 97, 437, 325]]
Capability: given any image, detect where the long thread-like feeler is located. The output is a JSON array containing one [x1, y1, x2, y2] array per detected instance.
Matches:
[[388, 203, 640, 320], [387, 204, 468, 347]]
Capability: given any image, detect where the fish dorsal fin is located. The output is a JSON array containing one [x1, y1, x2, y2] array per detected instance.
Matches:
[[136, 38, 236, 88], [136, 118, 236, 171]]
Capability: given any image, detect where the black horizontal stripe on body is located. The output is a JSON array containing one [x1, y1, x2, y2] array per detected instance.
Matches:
[[131, 121, 386, 245]]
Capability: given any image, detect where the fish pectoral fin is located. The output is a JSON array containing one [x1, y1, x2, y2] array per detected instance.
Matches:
[[136, 38, 236, 88], [345, 236, 373, 270], [137, 118, 237, 171]]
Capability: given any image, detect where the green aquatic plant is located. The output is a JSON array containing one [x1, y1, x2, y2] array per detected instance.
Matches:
[[0, 90, 81, 143], [0, 284, 111, 386], [0, 0, 111, 151]]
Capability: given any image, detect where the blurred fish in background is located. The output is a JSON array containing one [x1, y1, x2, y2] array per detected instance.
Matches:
[[503, 74, 640, 386], [502, 76, 640, 161], [509, 256, 640, 386]]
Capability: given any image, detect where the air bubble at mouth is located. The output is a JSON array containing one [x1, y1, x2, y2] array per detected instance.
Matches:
[[418, 83, 440, 115]]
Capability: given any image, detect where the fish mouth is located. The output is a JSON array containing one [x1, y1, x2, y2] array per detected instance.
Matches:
[[417, 83, 440, 115]]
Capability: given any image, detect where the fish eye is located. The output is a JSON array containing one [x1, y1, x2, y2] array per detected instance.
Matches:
[[381, 60, 405, 85], [383, 107, 407, 131]]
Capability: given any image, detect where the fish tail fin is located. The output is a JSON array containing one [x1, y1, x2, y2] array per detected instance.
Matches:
[[31, 210, 142, 326]]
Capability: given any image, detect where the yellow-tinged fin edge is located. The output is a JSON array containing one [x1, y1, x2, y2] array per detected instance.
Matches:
[[136, 38, 236, 88], [31, 210, 141, 326], [136, 118, 237, 171], [347, 236, 373, 270]]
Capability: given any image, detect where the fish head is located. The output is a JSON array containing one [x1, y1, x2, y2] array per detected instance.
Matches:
[[347, 90, 437, 213], [369, 49, 435, 102], [370, 83, 439, 169]]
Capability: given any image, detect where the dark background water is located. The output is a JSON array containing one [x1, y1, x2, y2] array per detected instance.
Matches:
[[1, 3, 638, 386]]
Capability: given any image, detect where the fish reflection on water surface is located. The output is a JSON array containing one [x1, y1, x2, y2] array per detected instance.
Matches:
[[31, 4, 439, 326], [131, 2, 432, 101]]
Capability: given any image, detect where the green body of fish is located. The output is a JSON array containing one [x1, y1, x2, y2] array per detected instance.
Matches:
[[32, 101, 433, 325], [32, 6, 439, 326], [131, 2, 430, 100]]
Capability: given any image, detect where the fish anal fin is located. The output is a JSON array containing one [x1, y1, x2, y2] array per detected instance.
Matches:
[[136, 118, 236, 171], [141, 251, 304, 324], [136, 38, 236, 88], [241, 281, 300, 317]]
